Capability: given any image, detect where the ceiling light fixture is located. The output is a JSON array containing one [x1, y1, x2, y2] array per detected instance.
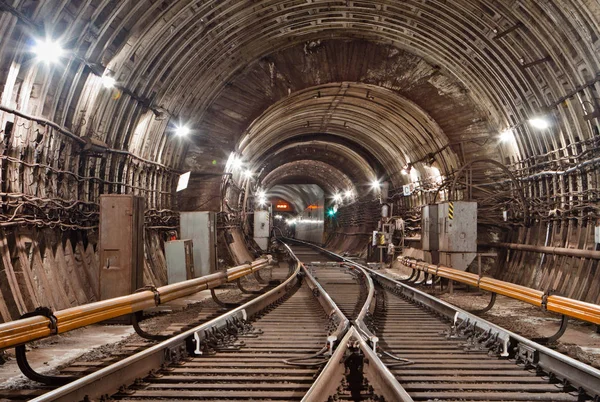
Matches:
[[500, 129, 515, 142], [101, 74, 116, 89], [32, 38, 64, 64], [529, 117, 550, 129], [232, 157, 243, 170], [175, 125, 191, 137]]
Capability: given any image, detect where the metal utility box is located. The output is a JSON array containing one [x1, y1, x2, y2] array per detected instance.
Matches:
[[254, 210, 270, 251], [422, 204, 439, 264], [165, 239, 195, 284], [180, 212, 217, 277], [99, 195, 145, 322], [438, 201, 477, 271]]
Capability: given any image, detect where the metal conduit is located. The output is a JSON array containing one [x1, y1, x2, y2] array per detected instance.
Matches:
[[0, 257, 271, 350], [402, 257, 600, 325], [485, 242, 600, 260]]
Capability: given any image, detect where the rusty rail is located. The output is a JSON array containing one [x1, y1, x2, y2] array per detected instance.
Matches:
[[402, 257, 600, 324], [0, 257, 272, 350]]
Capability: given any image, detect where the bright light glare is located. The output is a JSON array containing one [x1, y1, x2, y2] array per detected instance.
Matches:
[[243, 170, 253, 178], [101, 75, 116, 88], [275, 214, 283, 220], [529, 117, 550, 129], [32, 39, 64, 63], [345, 189, 353, 198], [500, 129, 515, 142], [333, 193, 343, 203], [232, 157, 243, 170], [371, 180, 381, 190], [175, 125, 191, 136]]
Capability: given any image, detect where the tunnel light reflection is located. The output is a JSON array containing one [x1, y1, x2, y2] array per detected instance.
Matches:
[[101, 74, 116, 89], [500, 129, 515, 142], [529, 117, 550, 129], [175, 125, 191, 136], [345, 189, 353, 198], [243, 169, 253, 178], [32, 38, 64, 63], [371, 180, 381, 190], [232, 157, 243, 170], [333, 193, 343, 203]]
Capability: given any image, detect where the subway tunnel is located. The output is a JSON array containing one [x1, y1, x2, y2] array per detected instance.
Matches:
[[1, 1, 600, 400]]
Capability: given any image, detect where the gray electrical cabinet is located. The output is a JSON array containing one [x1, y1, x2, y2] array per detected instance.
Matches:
[[180, 212, 217, 277], [99, 194, 145, 323], [438, 201, 477, 271], [422, 204, 439, 264], [165, 239, 195, 284], [254, 210, 270, 251]]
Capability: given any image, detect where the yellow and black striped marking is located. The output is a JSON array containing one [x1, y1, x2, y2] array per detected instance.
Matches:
[[448, 202, 454, 219]]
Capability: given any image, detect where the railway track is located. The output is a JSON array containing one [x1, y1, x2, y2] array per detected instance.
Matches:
[[25, 244, 406, 402], [0, 265, 287, 401], [285, 239, 600, 402], [11, 238, 600, 402], [374, 285, 580, 401], [294, 246, 367, 321], [111, 282, 330, 401]]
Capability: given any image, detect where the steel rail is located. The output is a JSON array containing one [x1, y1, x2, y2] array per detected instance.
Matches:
[[30, 255, 297, 402], [283, 239, 600, 398], [281, 242, 349, 349], [280, 238, 378, 346], [0, 257, 272, 350], [402, 257, 600, 324], [302, 327, 413, 402]]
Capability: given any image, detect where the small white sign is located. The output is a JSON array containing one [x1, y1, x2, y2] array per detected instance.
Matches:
[[403, 184, 412, 196], [176, 171, 191, 192]]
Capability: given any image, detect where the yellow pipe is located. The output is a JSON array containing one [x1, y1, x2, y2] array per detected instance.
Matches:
[[0, 257, 271, 350], [402, 257, 600, 325]]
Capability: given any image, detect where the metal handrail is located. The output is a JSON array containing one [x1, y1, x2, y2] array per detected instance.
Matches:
[[0, 257, 272, 350]]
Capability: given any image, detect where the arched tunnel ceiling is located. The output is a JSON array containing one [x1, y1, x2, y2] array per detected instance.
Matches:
[[0, 1, 599, 193], [262, 160, 354, 197], [268, 184, 324, 213], [239, 82, 461, 186], [255, 141, 378, 188]]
